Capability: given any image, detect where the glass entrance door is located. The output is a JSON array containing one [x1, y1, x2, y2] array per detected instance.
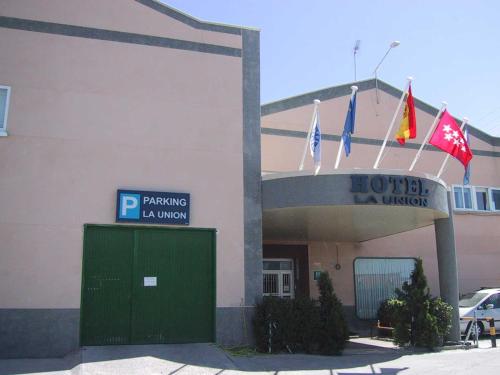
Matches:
[[263, 259, 294, 298]]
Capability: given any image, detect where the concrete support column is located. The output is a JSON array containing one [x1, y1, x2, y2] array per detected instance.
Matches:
[[242, 29, 262, 308], [434, 192, 460, 342]]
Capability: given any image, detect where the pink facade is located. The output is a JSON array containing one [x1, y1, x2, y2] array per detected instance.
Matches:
[[0, 0, 261, 357]]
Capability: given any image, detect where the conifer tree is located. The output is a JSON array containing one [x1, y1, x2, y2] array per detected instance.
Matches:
[[316, 272, 349, 354], [393, 258, 451, 348]]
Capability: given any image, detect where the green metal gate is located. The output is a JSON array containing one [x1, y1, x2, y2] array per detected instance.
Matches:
[[80, 225, 215, 346]]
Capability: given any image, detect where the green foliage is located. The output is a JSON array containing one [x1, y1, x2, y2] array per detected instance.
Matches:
[[222, 345, 258, 356], [430, 297, 453, 339], [392, 317, 411, 346], [388, 258, 453, 349], [253, 272, 348, 355], [377, 298, 404, 337], [287, 296, 321, 353], [377, 298, 400, 327], [316, 272, 349, 355], [252, 297, 292, 353]]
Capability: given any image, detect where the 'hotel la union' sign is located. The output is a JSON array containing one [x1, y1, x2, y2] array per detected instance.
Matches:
[[350, 175, 430, 207]]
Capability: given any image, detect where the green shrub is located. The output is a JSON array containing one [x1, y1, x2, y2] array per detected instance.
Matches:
[[390, 258, 453, 349], [377, 298, 404, 337], [316, 272, 349, 355], [252, 297, 292, 353], [252, 272, 348, 355], [430, 297, 453, 342], [377, 298, 400, 327], [288, 297, 321, 353]]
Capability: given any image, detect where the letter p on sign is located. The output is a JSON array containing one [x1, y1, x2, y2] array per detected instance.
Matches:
[[119, 193, 141, 219]]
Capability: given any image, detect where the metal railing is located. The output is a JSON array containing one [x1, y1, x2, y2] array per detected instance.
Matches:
[[461, 315, 497, 348]]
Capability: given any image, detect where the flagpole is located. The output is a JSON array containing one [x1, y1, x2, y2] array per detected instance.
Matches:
[[373, 77, 413, 169], [436, 117, 468, 178], [299, 99, 320, 171], [409, 101, 447, 171], [334, 86, 358, 169]]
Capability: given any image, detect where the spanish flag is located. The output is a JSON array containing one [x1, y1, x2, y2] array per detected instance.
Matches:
[[395, 85, 416, 145]]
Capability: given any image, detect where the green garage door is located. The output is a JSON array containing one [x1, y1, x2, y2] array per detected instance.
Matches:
[[80, 225, 215, 346]]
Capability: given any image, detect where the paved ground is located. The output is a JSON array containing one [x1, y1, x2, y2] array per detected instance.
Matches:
[[0, 338, 499, 375]]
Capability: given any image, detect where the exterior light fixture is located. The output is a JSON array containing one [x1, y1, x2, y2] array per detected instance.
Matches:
[[374, 41, 401, 104]]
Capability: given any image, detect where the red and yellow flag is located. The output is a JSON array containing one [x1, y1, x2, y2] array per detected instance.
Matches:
[[395, 85, 416, 145]]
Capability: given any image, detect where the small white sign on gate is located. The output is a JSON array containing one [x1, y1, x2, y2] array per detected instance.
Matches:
[[144, 276, 157, 287]]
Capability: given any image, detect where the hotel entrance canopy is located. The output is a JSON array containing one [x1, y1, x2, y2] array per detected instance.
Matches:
[[262, 170, 449, 242]]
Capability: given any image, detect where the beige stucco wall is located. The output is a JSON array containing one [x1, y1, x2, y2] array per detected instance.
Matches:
[[307, 216, 500, 302], [262, 83, 500, 299], [307, 228, 440, 305], [0, 3, 245, 309], [454, 214, 500, 293], [0, 0, 242, 49]]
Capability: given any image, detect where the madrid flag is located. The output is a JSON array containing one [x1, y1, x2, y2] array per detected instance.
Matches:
[[395, 85, 417, 145], [429, 110, 473, 168]]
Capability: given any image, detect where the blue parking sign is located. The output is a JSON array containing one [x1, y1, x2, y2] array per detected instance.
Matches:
[[118, 193, 141, 219], [116, 190, 190, 225]]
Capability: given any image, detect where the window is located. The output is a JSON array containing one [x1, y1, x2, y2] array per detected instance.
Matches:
[[453, 186, 472, 209], [0, 86, 11, 136], [491, 189, 500, 211], [452, 185, 500, 212], [483, 293, 500, 309], [263, 260, 293, 271], [263, 259, 294, 298], [459, 292, 488, 308], [475, 188, 489, 211], [354, 258, 415, 319]]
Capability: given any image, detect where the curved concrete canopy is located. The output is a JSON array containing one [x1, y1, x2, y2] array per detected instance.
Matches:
[[262, 170, 449, 242]]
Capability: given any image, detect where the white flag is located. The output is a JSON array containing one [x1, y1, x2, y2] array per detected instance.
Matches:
[[309, 109, 321, 175]]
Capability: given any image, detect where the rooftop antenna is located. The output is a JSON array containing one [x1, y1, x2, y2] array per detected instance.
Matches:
[[353, 40, 361, 81]]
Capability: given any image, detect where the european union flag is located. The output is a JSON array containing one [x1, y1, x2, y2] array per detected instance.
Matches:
[[342, 91, 357, 156]]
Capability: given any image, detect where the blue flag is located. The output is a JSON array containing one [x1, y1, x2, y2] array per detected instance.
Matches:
[[463, 126, 471, 185], [309, 109, 321, 173], [342, 92, 357, 156]]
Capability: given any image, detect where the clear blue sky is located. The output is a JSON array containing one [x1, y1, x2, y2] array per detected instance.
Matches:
[[163, 0, 500, 137]]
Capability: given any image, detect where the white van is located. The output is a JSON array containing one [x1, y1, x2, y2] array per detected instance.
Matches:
[[459, 288, 500, 337]]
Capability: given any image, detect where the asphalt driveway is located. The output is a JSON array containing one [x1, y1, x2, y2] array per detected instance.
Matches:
[[0, 338, 499, 375]]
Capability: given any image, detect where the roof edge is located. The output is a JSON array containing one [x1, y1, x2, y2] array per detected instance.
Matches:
[[261, 78, 500, 147], [135, 0, 260, 35], [261, 78, 374, 115]]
